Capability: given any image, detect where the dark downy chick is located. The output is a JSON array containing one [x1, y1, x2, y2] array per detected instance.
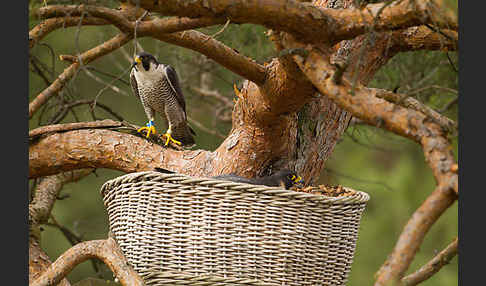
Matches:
[[153, 167, 305, 190], [212, 169, 304, 189]]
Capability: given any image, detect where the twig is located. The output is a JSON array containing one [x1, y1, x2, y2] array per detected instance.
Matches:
[[133, 10, 149, 57], [439, 97, 458, 113], [191, 86, 234, 107], [207, 17, 231, 40], [446, 52, 458, 73], [84, 66, 130, 86], [30, 238, 145, 286], [82, 68, 130, 96], [39, 42, 57, 79], [325, 168, 396, 193], [406, 85, 458, 97], [30, 55, 52, 87], [187, 116, 225, 139], [344, 129, 401, 153], [29, 33, 132, 119], [119, 45, 133, 65], [401, 237, 458, 285], [92, 66, 133, 109], [372, 88, 457, 134], [76, 100, 124, 122]]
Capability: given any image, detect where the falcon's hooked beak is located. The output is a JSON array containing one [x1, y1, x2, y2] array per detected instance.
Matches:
[[291, 174, 305, 187], [132, 56, 142, 67]]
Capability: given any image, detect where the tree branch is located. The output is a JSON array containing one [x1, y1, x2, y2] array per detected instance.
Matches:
[[35, 4, 225, 36], [372, 88, 457, 134], [30, 238, 145, 286], [29, 169, 94, 228], [28, 127, 211, 179], [29, 17, 108, 49], [401, 237, 458, 286], [35, 4, 135, 33], [373, 183, 457, 285], [153, 30, 266, 85], [391, 26, 458, 52], [131, 0, 457, 45]]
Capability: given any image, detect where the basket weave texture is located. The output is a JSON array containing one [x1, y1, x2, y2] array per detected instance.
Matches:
[[101, 171, 369, 286]]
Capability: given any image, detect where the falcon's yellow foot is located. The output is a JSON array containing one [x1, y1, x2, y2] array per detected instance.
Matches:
[[163, 132, 182, 146], [137, 121, 157, 138]]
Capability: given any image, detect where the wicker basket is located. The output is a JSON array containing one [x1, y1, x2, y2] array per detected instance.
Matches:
[[101, 171, 369, 286]]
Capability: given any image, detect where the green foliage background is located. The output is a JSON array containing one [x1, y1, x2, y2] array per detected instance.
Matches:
[[29, 3, 458, 285]]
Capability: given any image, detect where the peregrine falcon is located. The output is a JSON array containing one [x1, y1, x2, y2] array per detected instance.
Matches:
[[130, 52, 195, 146]]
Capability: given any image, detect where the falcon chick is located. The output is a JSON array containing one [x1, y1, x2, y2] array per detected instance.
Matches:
[[153, 167, 304, 189], [212, 169, 305, 190], [130, 52, 195, 146]]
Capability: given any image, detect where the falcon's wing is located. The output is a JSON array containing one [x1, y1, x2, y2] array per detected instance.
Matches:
[[129, 68, 140, 100], [163, 65, 187, 117]]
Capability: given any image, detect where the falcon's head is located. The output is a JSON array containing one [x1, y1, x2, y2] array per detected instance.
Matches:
[[132, 52, 159, 72], [273, 169, 305, 189]]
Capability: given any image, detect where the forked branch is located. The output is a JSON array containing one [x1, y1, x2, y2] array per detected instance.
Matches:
[[401, 237, 458, 286], [30, 238, 145, 286]]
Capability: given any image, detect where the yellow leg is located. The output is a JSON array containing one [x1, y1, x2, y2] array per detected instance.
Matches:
[[163, 127, 182, 146], [137, 120, 157, 138]]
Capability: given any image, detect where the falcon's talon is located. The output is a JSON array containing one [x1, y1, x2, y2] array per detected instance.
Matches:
[[137, 125, 157, 138], [163, 133, 182, 146]]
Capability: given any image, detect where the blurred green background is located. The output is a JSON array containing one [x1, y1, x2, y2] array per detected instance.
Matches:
[[29, 1, 458, 285]]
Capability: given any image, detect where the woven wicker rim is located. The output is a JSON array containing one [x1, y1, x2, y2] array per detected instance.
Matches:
[[101, 171, 370, 206]]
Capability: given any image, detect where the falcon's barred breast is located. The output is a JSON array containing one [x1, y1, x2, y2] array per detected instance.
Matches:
[[130, 52, 195, 146]]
